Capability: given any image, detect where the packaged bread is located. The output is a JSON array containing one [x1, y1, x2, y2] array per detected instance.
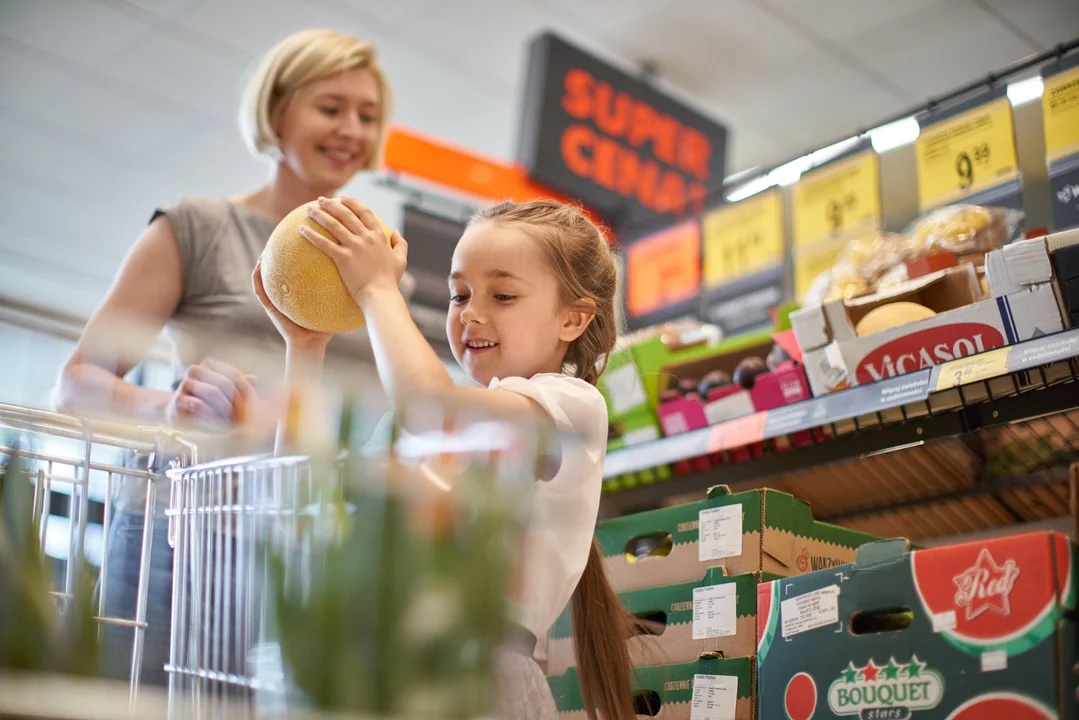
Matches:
[[906, 204, 1023, 258], [819, 232, 911, 303]]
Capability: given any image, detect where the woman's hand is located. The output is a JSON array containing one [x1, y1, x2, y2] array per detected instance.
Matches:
[[164, 358, 257, 429], [252, 257, 333, 352], [300, 196, 409, 306]]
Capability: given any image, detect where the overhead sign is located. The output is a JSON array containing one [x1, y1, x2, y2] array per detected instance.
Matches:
[[625, 221, 701, 323], [1042, 54, 1079, 231], [517, 32, 729, 231], [915, 92, 1021, 212], [792, 148, 882, 298], [700, 190, 785, 335]]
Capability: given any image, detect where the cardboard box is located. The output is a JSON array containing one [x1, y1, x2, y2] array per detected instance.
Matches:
[[598, 486, 884, 593], [546, 569, 778, 677], [549, 656, 755, 720], [757, 534, 1077, 719], [792, 238, 1064, 395]]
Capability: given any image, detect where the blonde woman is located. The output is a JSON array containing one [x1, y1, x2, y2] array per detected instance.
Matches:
[[57, 29, 393, 688]]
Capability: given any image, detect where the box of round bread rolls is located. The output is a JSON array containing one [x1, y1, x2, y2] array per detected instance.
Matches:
[[790, 234, 1070, 396]]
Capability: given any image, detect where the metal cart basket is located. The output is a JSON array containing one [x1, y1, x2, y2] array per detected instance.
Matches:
[[0, 401, 192, 700]]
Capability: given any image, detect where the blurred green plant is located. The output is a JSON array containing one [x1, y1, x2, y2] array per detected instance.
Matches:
[[0, 438, 101, 677], [266, 440, 526, 719]]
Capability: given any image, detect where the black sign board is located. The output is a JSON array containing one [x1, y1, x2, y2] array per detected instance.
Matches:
[[517, 32, 729, 232]]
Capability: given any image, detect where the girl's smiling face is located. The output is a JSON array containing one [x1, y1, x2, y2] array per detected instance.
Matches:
[[446, 221, 578, 386]]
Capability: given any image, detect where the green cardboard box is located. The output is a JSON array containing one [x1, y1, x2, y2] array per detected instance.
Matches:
[[757, 534, 1078, 719], [546, 569, 779, 677], [549, 656, 755, 720], [606, 407, 662, 452], [597, 486, 883, 593]]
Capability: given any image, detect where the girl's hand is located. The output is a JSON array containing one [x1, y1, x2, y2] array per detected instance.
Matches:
[[300, 196, 409, 306], [252, 257, 333, 351]]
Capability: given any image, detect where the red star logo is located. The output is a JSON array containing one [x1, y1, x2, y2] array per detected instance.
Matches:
[[952, 548, 1020, 621], [860, 661, 880, 682]]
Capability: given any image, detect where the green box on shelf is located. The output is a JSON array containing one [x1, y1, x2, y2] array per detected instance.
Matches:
[[597, 485, 884, 593], [757, 534, 1078, 719], [546, 568, 779, 677], [597, 345, 652, 422], [549, 656, 755, 720], [606, 407, 662, 452]]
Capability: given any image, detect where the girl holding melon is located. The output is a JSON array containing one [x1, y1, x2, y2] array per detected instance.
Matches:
[[57, 29, 395, 688], [253, 197, 633, 719]]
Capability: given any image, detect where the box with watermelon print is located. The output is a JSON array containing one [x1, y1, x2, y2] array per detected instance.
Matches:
[[546, 568, 780, 677], [756, 535, 1077, 720], [548, 656, 755, 719], [597, 485, 884, 593]]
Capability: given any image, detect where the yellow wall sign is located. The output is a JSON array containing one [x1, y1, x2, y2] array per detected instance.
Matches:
[[792, 149, 881, 297], [1043, 64, 1079, 164], [702, 190, 784, 288], [915, 96, 1019, 211]]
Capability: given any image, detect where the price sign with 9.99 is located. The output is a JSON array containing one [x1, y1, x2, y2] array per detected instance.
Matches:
[[792, 149, 881, 297], [915, 96, 1019, 212]]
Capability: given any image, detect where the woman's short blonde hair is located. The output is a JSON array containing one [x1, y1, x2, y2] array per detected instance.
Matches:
[[238, 28, 392, 169]]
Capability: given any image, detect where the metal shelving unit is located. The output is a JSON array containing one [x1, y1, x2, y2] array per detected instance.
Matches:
[[600, 329, 1079, 542]]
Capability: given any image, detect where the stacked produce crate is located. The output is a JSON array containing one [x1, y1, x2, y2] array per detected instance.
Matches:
[[545, 485, 885, 719]]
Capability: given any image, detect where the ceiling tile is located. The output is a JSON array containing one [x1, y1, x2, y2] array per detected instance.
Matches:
[[611, 0, 819, 96], [92, 29, 245, 122], [763, 0, 954, 42], [0, 0, 151, 64], [0, 45, 72, 108], [22, 76, 194, 154], [980, 0, 1079, 48], [843, 0, 1035, 99], [171, 0, 388, 56]]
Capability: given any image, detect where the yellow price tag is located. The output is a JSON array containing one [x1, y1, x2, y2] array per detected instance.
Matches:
[[702, 190, 784, 288], [793, 149, 881, 247], [915, 96, 1019, 211], [1043, 64, 1079, 164], [792, 149, 881, 297], [934, 346, 1011, 392]]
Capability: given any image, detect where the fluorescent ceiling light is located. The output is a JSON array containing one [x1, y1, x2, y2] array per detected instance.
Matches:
[[869, 116, 920, 153], [1007, 76, 1043, 106], [726, 175, 776, 203], [769, 155, 813, 187]]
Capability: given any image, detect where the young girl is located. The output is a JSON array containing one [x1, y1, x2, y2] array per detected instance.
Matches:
[[253, 198, 634, 719]]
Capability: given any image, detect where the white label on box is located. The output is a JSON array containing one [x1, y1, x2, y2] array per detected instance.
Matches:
[[662, 411, 691, 436], [981, 649, 1007, 672], [621, 425, 660, 446], [931, 610, 957, 633], [698, 505, 743, 561], [781, 585, 840, 638], [692, 583, 737, 640], [604, 362, 647, 416], [703, 391, 755, 425], [690, 674, 738, 720]]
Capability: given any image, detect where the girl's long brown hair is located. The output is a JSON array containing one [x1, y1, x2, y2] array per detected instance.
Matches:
[[473, 200, 634, 720]]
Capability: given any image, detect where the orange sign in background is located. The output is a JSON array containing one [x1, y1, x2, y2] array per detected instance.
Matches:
[[382, 126, 614, 243], [626, 222, 701, 318]]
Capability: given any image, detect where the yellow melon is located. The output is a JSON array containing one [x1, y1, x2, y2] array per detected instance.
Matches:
[[260, 200, 391, 333], [855, 302, 938, 337]]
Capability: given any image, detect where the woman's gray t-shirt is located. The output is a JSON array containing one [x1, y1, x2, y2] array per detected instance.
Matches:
[[117, 196, 380, 515]]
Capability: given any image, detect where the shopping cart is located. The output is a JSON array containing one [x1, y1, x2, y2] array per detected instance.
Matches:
[[164, 398, 555, 719], [0, 402, 193, 701]]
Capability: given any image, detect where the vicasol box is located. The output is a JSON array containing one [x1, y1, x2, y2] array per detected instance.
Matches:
[[546, 568, 779, 677], [791, 237, 1064, 395], [756, 534, 1078, 720], [597, 485, 883, 593], [548, 656, 755, 720]]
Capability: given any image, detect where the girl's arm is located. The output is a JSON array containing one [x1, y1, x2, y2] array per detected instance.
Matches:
[[292, 197, 548, 425]]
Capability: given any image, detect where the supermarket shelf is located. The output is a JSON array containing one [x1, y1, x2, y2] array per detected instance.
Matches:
[[601, 328, 1079, 520], [604, 328, 1079, 479]]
